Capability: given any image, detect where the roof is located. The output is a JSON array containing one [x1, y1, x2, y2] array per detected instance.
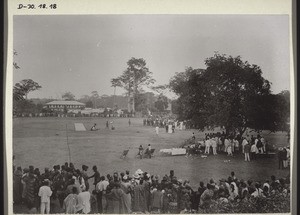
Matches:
[[46, 100, 85, 106]]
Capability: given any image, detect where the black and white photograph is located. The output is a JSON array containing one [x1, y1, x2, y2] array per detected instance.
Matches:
[[7, 1, 294, 214]]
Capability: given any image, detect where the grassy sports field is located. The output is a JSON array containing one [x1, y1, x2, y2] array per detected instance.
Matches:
[[13, 117, 290, 190]]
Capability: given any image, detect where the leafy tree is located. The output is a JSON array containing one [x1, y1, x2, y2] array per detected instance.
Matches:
[[171, 99, 180, 114], [111, 57, 155, 113], [13, 79, 42, 100], [169, 53, 288, 135], [154, 94, 169, 113], [13, 49, 20, 69], [13, 86, 26, 101], [62, 91, 75, 101], [134, 93, 148, 112], [14, 100, 37, 114], [91, 91, 100, 108], [85, 100, 93, 108]]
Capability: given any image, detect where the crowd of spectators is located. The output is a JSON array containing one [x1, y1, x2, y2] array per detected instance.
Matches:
[[13, 162, 290, 214], [184, 132, 290, 167]]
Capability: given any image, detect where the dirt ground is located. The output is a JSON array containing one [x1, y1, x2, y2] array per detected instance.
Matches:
[[13, 117, 290, 190]]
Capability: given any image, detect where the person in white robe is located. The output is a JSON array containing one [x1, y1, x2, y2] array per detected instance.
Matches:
[[211, 137, 217, 155], [204, 138, 211, 154], [76, 186, 91, 214], [242, 137, 248, 153]]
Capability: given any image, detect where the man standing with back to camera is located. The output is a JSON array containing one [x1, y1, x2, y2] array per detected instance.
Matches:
[[88, 166, 101, 189]]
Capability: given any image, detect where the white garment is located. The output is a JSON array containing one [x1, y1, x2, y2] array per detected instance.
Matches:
[[155, 126, 159, 135], [229, 182, 239, 200], [77, 191, 91, 214], [96, 180, 109, 193], [286, 148, 290, 158], [242, 139, 248, 153], [74, 177, 85, 192], [38, 186, 52, 203], [251, 144, 258, 153], [205, 139, 211, 147], [168, 124, 172, 133], [224, 139, 230, 152], [234, 140, 239, 147], [179, 122, 183, 130], [204, 139, 211, 154], [244, 152, 250, 161], [40, 202, 50, 214], [251, 188, 265, 198], [211, 139, 217, 148], [39, 185, 52, 214], [227, 145, 233, 155], [211, 138, 217, 155]]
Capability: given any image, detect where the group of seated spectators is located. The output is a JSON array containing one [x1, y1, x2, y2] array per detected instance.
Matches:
[[13, 162, 290, 214]]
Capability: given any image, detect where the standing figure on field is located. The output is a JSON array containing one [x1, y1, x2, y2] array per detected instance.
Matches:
[[227, 139, 233, 156], [211, 137, 217, 155], [204, 137, 211, 154], [244, 143, 251, 162], [155, 126, 159, 136], [38, 179, 52, 214], [138, 145, 144, 159]]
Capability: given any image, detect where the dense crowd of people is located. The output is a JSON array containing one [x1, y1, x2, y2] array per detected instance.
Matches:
[[13, 162, 290, 214], [144, 115, 189, 127], [184, 132, 290, 168]]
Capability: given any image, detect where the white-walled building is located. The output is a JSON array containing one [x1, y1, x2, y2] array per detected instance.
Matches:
[[45, 100, 85, 112]]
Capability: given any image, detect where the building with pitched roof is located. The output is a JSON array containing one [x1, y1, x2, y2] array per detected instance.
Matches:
[[45, 100, 85, 112]]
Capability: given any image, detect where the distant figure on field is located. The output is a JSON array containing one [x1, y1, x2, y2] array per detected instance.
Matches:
[[155, 126, 159, 136], [106, 120, 109, 129], [138, 145, 144, 159], [91, 123, 98, 131], [110, 121, 115, 130], [147, 144, 152, 159], [128, 119, 131, 126]]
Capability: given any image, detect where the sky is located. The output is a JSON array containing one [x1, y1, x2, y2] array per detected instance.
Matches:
[[13, 15, 290, 99]]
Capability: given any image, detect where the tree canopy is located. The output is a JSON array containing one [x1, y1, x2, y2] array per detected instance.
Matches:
[[111, 57, 155, 113], [62, 91, 75, 101], [154, 94, 169, 113], [169, 53, 289, 135], [13, 79, 42, 100]]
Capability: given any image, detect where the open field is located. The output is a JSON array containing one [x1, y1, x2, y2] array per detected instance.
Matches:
[[13, 117, 290, 190]]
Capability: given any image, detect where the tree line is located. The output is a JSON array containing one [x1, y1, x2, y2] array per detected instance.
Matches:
[[13, 53, 290, 136]]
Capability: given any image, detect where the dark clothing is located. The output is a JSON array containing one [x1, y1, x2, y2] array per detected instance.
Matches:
[[13, 169, 23, 204], [97, 192, 103, 213], [90, 194, 98, 214], [89, 171, 101, 187], [278, 151, 284, 169]]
